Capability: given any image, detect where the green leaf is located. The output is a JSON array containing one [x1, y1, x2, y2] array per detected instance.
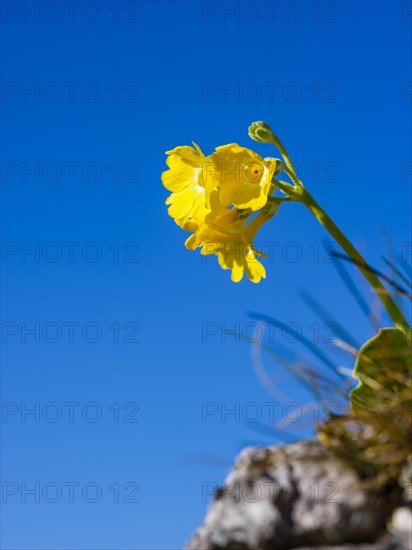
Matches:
[[350, 328, 412, 416]]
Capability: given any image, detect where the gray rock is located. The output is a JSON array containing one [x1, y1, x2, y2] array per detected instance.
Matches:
[[186, 440, 397, 550], [389, 507, 412, 549], [399, 460, 412, 506]]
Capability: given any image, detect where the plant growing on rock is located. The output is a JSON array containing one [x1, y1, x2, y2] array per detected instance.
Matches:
[[161, 121, 411, 489]]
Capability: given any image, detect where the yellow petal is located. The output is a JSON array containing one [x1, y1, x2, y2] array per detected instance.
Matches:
[[162, 145, 203, 192], [231, 259, 244, 283], [244, 251, 266, 283], [210, 144, 271, 212], [166, 186, 198, 221], [185, 233, 200, 250]]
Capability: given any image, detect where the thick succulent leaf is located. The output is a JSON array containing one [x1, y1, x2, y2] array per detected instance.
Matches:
[[350, 328, 411, 416]]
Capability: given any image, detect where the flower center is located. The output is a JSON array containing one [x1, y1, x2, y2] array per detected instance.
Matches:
[[244, 162, 263, 183]]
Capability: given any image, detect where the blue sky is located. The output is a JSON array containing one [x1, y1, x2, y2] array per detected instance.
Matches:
[[1, 1, 411, 548]]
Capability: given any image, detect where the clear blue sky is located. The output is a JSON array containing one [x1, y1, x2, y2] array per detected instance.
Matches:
[[1, 1, 411, 548]]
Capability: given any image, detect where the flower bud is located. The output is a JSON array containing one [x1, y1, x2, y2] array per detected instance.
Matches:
[[248, 121, 276, 143]]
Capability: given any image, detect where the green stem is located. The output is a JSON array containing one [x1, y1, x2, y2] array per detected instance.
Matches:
[[260, 123, 407, 331], [269, 136, 301, 187], [298, 187, 408, 332], [282, 165, 302, 188], [273, 179, 296, 196]]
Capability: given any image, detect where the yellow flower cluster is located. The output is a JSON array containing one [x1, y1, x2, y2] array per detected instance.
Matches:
[[161, 143, 281, 283]]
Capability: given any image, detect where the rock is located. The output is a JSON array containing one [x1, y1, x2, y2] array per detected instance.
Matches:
[[391, 507, 412, 533], [186, 440, 401, 550], [389, 507, 412, 549], [399, 459, 412, 505]]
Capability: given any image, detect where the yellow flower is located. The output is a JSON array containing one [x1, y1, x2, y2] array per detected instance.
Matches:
[[162, 143, 278, 283], [161, 143, 210, 227], [205, 144, 278, 211], [185, 198, 268, 284]]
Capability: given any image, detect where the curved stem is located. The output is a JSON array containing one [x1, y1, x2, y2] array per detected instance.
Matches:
[[282, 164, 302, 188], [267, 132, 301, 188], [299, 188, 408, 332], [273, 179, 296, 196], [257, 122, 408, 331], [268, 134, 294, 170]]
